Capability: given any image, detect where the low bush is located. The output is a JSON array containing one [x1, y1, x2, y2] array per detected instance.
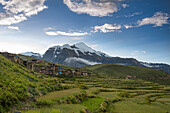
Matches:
[[79, 84, 88, 90], [80, 108, 88, 113], [91, 89, 100, 95], [36, 100, 53, 106], [118, 92, 130, 98]]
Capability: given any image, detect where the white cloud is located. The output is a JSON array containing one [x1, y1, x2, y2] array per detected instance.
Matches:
[[63, 0, 120, 17], [131, 50, 146, 55], [137, 12, 169, 27], [124, 12, 169, 29], [0, 0, 47, 25], [45, 30, 88, 36], [124, 12, 142, 17], [124, 25, 134, 29], [92, 23, 122, 33], [72, 37, 84, 40], [7, 26, 20, 32], [122, 4, 129, 8], [44, 27, 54, 31], [142, 51, 146, 54], [64, 57, 101, 65]]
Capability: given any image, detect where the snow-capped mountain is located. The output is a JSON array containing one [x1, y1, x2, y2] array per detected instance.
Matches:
[[43, 42, 143, 67], [49, 42, 110, 58], [43, 42, 110, 67], [21, 42, 170, 73], [20, 52, 42, 59]]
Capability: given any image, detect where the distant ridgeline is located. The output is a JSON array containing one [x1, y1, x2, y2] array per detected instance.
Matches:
[[0, 52, 96, 77]]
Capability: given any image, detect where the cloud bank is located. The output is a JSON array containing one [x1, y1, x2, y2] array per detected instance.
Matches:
[[63, 0, 122, 17], [64, 57, 101, 65], [0, 0, 47, 25]]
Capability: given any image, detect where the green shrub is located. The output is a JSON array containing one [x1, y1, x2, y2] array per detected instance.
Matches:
[[145, 96, 151, 104], [111, 98, 122, 103], [80, 108, 88, 113], [79, 84, 88, 90], [118, 92, 130, 98], [88, 94, 96, 98], [91, 89, 100, 95], [36, 100, 53, 106]]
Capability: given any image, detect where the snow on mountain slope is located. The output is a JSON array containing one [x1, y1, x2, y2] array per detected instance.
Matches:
[[41, 42, 170, 73], [140, 62, 164, 68], [140, 62, 154, 68], [51, 42, 110, 57], [20, 52, 42, 59]]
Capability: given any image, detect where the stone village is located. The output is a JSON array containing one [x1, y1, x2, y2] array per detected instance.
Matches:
[[0, 52, 95, 77]]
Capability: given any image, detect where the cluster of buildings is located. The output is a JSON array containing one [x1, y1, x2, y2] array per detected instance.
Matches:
[[0, 52, 94, 77]]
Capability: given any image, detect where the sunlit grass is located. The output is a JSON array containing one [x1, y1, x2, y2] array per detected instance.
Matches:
[[23, 104, 85, 113], [97, 92, 119, 99], [108, 93, 170, 113], [37, 88, 81, 101], [80, 97, 105, 111]]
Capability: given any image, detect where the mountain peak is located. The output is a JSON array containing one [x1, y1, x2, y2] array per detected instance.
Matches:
[[74, 42, 94, 53], [75, 42, 87, 46], [48, 42, 110, 57]]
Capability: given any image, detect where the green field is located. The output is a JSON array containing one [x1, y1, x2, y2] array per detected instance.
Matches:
[[23, 104, 85, 113], [108, 94, 170, 113], [83, 64, 170, 85], [37, 88, 81, 101], [0, 54, 170, 113]]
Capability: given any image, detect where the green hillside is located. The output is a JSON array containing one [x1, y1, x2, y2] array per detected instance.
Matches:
[[0, 55, 69, 112], [82, 64, 170, 85], [0, 55, 170, 113]]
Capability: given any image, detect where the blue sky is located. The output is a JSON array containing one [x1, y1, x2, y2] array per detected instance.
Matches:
[[0, 0, 169, 64]]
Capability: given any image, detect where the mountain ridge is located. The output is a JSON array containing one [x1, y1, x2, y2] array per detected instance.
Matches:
[[20, 42, 170, 73]]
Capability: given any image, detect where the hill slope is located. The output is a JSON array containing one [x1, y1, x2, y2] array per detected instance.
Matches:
[[82, 64, 170, 85], [0, 55, 65, 112]]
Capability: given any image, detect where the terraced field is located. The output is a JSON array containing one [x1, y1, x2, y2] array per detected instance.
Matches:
[[23, 76, 170, 113], [1, 54, 170, 113]]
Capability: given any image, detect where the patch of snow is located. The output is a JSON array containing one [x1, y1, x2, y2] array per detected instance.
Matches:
[[74, 50, 79, 56], [88, 53, 92, 56], [51, 42, 110, 57], [20, 52, 40, 57], [64, 57, 101, 65], [56, 52, 61, 54], [74, 42, 95, 53], [140, 62, 153, 68]]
